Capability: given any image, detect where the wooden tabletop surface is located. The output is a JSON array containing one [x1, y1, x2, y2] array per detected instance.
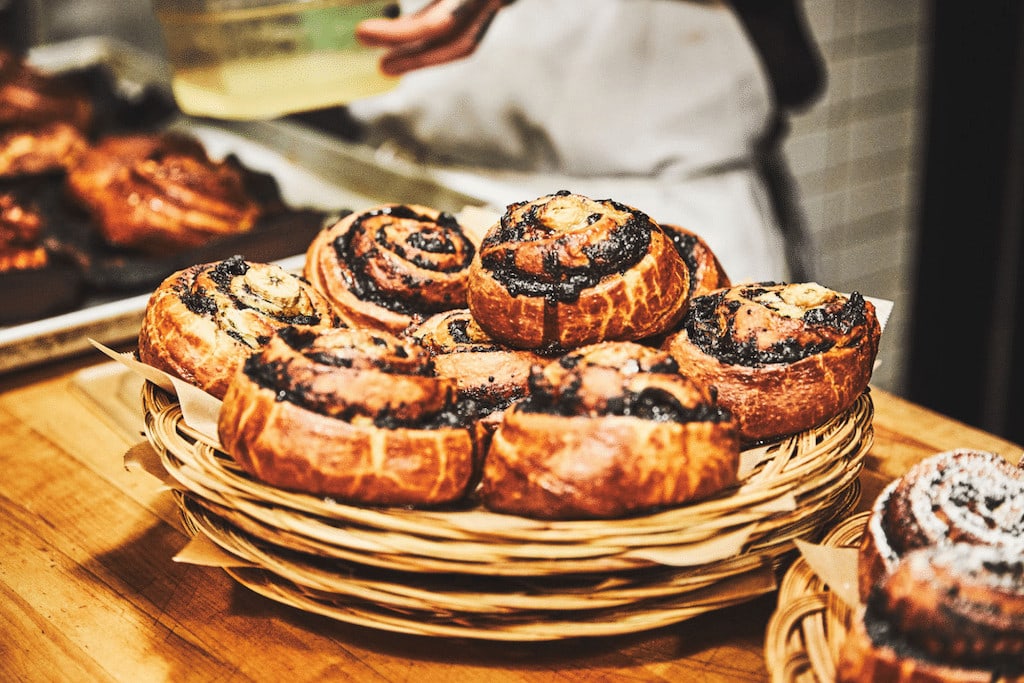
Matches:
[[2, 353, 1021, 683]]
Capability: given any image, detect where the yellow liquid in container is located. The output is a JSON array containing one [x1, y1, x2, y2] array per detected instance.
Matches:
[[155, 1, 398, 120]]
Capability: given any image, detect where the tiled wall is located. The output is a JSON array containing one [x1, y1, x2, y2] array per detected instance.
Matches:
[[785, 1, 930, 395]]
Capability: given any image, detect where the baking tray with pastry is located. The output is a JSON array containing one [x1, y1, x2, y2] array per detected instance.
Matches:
[[0, 36, 485, 374]]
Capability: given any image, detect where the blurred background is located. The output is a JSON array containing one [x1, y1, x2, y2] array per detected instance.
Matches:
[[4, 0, 1023, 444]]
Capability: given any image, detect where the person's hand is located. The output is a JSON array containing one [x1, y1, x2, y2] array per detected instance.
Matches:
[[356, 0, 512, 76]]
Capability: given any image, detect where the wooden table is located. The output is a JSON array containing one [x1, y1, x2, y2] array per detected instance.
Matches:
[[2, 354, 1021, 682]]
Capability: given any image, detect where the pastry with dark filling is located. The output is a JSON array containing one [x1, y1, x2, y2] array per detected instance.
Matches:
[[304, 203, 476, 334], [838, 543, 1024, 683], [137, 256, 340, 399], [481, 341, 738, 519], [857, 448, 1024, 602], [663, 281, 880, 442], [659, 222, 730, 298], [467, 191, 690, 352], [218, 325, 481, 506]]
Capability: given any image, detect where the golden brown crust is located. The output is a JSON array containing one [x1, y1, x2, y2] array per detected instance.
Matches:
[[857, 449, 1024, 601], [663, 281, 880, 442], [0, 49, 93, 131], [659, 223, 731, 298], [466, 192, 690, 351], [66, 132, 263, 254], [217, 326, 480, 506], [0, 122, 87, 178], [406, 308, 544, 411], [304, 204, 477, 334], [137, 256, 339, 399], [838, 544, 1024, 683], [481, 342, 739, 519]]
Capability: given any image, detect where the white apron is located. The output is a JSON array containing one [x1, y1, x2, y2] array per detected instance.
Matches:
[[349, 0, 789, 283]]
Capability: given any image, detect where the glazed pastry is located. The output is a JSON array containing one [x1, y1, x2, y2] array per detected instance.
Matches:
[[0, 49, 93, 131], [0, 121, 88, 178], [858, 448, 1024, 601], [467, 191, 690, 351], [837, 543, 1024, 683], [137, 256, 340, 399], [481, 341, 739, 520], [304, 203, 476, 333], [659, 223, 730, 298], [0, 191, 46, 271], [66, 132, 264, 254], [663, 281, 880, 442], [406, 308, 544, 413], [218, 326, 481, 506]]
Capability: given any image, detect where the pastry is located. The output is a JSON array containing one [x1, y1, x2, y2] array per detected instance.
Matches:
[[66, 132, 265, 254], [0, 49, 93, 131], [137, 255, 340, 399], [663, 281, 880, 442], [467, 191, 690, 352], [858, 448, 1024, 601], [217, 325, 481, 506], [0, 121, 88, 178], [406, 307, 544, 413], [481, 341, 739, 519], [0, 191, 46, 272], [304, 203, 477, 333], [837, 543, 1024, 683], [659, 222, 730, 298]]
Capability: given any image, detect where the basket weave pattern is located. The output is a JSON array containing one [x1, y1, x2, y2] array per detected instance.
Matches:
[[143, 384, 874, 641]]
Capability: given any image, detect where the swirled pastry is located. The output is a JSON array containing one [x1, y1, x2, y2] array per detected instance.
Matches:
[[467, 191, 690, 351], [304, 204, 476, 333], [137, 256, 340, 399], [0, 121, 88, 178], [66, 132, 265, 254], [663, 281, 880, 442], [659, 223, 730, 298], [218, 326, 481, 506], [481, 341, 738, 519], [858, 449, 1024, 601], [838, 543, 1024, 683], [406, 308, 543, 413]]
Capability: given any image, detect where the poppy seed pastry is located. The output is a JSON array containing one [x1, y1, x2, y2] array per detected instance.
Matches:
[[663, 281, 880, 442], [467, 191, 690, 352], [218, 326, 482, 506]]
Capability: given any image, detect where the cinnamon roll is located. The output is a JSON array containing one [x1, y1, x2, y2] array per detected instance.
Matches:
[[663, 281, 881, 442], [466, 191, 690, 352], [137, 256, 340, 399], [218, 326, 481, 506], [303, 203, 476, 333], [659, 223, 730, 298], [0, 49, 93, 131], [858, 448, 1024, 602], [406, 308, 543, 413], [0, 121, 87, 178], [838, 543, 1024, 683], [66, 132, 265, 254], [481, 341, 738, 519]]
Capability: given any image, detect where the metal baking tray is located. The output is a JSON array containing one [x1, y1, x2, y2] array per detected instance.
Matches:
[[0, 37, 487, 374]]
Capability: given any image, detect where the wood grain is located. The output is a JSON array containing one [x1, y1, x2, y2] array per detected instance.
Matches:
[[1, 360, 1020, 683]]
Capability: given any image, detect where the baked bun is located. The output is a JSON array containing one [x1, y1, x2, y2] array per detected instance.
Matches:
[[466, 191, 690, 351], [659, 223, 730, 298], [858, 448, 1024, 602], [481, 341, 739, 519], [663, 281, 880, 442], [304, 204, 477, 333], [217, 325, 481, 506], [0, 121, 87, 178], [406, 307, 544, 413], [66, 132, 265, 253], [0, 49, 93, 131], [0, 191, 47, 272], [837, 543, 1024, 683], [137, 256, 340, 399]]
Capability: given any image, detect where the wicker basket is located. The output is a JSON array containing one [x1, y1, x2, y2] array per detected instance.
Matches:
[[143, 383, 874, 641], [764, 511, 867, 682]]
